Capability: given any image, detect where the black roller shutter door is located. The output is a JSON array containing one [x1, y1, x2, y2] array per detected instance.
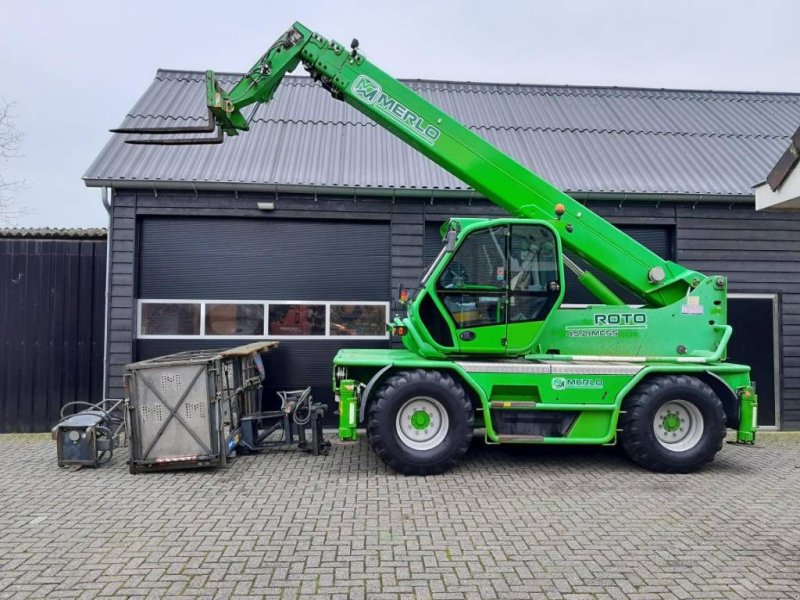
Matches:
[[137, 217, 391, 423], [139, 217, 389, 301]]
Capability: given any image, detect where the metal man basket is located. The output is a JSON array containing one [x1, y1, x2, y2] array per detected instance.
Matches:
[[124, 342, 277, 473]]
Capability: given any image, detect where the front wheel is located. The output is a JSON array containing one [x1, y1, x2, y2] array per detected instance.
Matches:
[[367, 369, 473, 475], [620, 375, 726, 473]]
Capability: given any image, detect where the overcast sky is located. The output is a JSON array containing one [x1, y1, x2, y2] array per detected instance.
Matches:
[[2, 0, 799, 228]]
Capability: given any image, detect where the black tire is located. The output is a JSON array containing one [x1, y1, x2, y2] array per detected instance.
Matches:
[[367, 369, 473, 475], [620, 374, 726, 473]]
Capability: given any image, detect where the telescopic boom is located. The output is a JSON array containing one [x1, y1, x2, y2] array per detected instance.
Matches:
[[116, 22, 704, 307]]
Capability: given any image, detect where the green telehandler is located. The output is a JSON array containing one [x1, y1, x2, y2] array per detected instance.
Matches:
[[117, 22, 758, 475]]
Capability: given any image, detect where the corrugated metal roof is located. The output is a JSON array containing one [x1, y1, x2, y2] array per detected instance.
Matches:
[[84, 69, 800, 197], [0, 227, 107, 239]]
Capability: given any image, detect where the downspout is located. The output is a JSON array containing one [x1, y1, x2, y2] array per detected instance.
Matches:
[[101, 187, 111, 213], [101, 187, 113, 400]]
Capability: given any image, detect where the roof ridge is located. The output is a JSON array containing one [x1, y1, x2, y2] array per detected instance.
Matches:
[[415, 83, 800, 97], [409, 84, 800, 105], [153, 68, 800, 99]]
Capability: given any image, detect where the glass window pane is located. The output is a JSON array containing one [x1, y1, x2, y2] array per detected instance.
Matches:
[[330, 305, 387, 336], [205, 304, 264, 336], [508, 225, 561, 324], [442, 294, 504, 327], [509, 225, 559, 292], [509, 295, 550, 322], [437, 225, 507, 290], [141, 303, 200, 335], [268, 304, 325, 336]]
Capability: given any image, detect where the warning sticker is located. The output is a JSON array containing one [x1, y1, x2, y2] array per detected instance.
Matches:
[[681, 303, 704, 315]]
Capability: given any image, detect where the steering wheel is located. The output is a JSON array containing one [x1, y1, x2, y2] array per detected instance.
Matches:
[[439, 261, 469, 289]]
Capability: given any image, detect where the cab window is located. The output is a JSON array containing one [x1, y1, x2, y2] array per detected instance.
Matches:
[[436, 225, 507, 328], [508, 225, 560, 322], [435, 224, 559, 328]]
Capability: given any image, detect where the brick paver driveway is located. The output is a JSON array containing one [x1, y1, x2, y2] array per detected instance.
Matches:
[[0, 432, 798, 599]]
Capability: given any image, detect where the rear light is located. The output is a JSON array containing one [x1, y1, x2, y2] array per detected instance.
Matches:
[[393, 325, 408, 336]]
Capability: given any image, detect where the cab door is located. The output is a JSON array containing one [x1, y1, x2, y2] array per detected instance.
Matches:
[[504, 224, 561, 353], [435, 225, 508, 354]]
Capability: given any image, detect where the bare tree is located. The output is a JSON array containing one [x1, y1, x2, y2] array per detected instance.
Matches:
[[0, 101, 24, 224]]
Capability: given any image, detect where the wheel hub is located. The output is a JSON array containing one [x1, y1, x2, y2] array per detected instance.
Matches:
[[410, 409, 432, 430], [662, 412, 682, 433]]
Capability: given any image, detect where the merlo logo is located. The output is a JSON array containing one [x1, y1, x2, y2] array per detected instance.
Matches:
[[551, 377, 603, 390], [352, 75, 381, 104], [350, 75, 441, 145]]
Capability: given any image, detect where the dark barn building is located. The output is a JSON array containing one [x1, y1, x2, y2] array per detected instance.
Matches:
[[84, 71, 800, 429]]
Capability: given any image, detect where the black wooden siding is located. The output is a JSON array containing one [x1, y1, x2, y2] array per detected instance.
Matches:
[[0, 237, 106, 432], [105, 189, 800, 429]]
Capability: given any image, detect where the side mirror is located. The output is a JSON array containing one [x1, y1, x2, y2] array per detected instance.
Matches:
[[445, 229, 458, 252]]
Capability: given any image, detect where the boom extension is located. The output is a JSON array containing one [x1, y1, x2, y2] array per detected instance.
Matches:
[[113, 26, 309, 145]]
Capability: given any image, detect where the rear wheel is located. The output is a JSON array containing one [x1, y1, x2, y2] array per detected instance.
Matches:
[[620, 375, 726, 473], [367, 369, 473, 475]]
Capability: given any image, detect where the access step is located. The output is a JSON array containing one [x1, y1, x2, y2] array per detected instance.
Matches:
[[497, 434, 545, 443], [491, 401, 537, 409]]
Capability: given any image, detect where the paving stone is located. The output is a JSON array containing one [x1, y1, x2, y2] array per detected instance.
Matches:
[[0, 432, 799, 599]]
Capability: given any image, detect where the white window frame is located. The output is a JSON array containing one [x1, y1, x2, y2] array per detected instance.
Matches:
[[203, 300, 267, 338], [325, 301, 392, 340], [137, 299, 205, 340], [137, 299, 390, 341]]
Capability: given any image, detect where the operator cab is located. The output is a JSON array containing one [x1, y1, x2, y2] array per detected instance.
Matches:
[[414, 219, 563, 355]]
